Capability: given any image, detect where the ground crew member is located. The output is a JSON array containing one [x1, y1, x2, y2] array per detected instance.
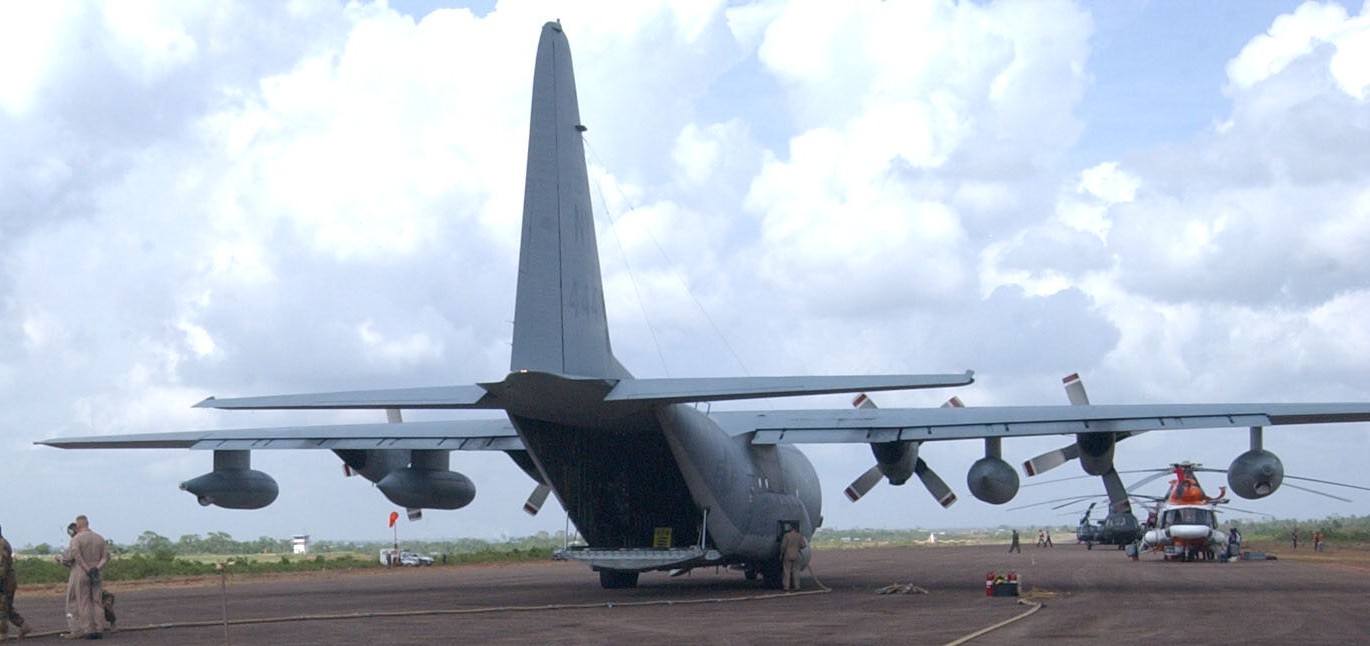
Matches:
[[1008, 529, 1021, 553], [0, 523, 33, 639], [780, 523, 806, 592], [61, 515, 110, 639]]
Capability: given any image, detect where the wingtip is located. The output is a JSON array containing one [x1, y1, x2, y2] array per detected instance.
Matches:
[[193, 396, 217, 408]]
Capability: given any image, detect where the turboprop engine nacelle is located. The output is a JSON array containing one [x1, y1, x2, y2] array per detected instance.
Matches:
[[1227, 449, 1284, 499], [871, 441, 916, 485], [1076, 433, 1116, 476], [967, 456, 1019, 505], [180, 450, 279, 510]]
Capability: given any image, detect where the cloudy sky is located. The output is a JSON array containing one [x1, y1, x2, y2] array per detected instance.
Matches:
[[4, 0, 1370, 549]]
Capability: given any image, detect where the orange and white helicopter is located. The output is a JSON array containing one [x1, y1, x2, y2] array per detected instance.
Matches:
[[1138, 462, 1230, 561]]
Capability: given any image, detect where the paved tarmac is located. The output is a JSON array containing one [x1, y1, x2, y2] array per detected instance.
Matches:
[[10, 543, 1369, 644]]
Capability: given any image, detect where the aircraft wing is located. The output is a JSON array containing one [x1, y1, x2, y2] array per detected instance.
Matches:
[[37, 419, 521, 451], [708, 403, 1370, 443], [194, 384, 500, 410]]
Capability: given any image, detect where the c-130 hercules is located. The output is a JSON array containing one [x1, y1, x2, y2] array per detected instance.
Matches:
[[40, 22, 1370, 589]]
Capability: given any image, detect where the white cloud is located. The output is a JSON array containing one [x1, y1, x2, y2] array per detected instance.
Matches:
[[1226, 0, 1370, 100]]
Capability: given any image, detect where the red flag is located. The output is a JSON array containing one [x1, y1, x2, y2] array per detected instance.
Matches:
[[388, 511, 399, 528]]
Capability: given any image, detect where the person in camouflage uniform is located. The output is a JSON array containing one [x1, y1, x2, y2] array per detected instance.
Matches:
[[0, 522, 33, 639]]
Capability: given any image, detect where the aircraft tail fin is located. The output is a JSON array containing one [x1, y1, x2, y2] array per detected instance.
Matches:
[[510, 22, 624, 379]]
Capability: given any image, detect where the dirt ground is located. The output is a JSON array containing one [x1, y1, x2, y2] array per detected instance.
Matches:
[[10, 542, 1370, 645]]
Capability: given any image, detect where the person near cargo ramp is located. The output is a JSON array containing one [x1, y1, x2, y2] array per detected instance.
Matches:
[[780, 523, 807, 592], [0, 522, 33, 639], [60, 515, 110, 640]]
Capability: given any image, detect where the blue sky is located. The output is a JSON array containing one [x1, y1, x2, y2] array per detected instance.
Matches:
[[2, 0, 1369, 549]]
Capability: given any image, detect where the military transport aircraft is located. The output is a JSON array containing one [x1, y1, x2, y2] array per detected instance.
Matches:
[[37, 22, 1370, 589]]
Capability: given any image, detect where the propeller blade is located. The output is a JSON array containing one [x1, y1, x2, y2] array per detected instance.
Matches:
[[523, 483, 551, 515], [1100, 467, 1133, 514], [913, 459, 957, 508], [844, 465, 884, 502], [1063, 372, 1090, 405], [1022, 377, 1093, 477], [1023, 445, 1079, 477]]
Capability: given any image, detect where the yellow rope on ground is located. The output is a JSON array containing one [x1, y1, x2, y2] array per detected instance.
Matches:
[[941, 598, 1045, 646]]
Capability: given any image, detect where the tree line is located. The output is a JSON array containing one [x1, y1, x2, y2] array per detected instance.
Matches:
[[21, 529, 574, 558]]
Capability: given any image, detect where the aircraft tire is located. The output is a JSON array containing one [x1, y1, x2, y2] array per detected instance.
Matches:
[[759, 560, 783, 589], [599, 570, 639, 589]]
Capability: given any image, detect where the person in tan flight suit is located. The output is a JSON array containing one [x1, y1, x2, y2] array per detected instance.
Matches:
[[59, 515, 109, 640], [779, 523, 807, 592]]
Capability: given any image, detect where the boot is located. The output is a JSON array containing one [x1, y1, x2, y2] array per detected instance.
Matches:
[[17, 625, 30, 639]]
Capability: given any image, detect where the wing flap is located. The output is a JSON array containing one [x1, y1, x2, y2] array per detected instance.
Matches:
[[38, 419, 521, 451]]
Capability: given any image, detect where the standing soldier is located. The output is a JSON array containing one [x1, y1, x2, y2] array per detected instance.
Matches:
[[779, 523, 807, 592], [0, 523, 33, 639], [1008, 529, 1021, 553], [60, 515, 110, 640], [58, 521, 117, 634]]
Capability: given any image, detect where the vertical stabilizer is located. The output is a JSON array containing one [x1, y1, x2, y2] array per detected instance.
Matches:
[[511, 23, 624, 379]]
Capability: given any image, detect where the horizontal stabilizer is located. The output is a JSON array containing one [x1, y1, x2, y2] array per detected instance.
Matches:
[[194, 385, 496, 410], [604, 372, 974, 404]]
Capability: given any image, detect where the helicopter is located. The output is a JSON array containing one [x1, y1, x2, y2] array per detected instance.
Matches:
[[1138, 462, 1230, 561], [1075, 501, 1144, 550]]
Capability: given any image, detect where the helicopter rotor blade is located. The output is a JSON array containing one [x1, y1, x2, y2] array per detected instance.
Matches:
[[1279, 481, 1352, 503]]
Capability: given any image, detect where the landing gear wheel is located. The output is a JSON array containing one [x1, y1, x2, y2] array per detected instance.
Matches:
[[599, 570, 639, 589], [759, 560, 783, 589], [743, 566, 758, 581]]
